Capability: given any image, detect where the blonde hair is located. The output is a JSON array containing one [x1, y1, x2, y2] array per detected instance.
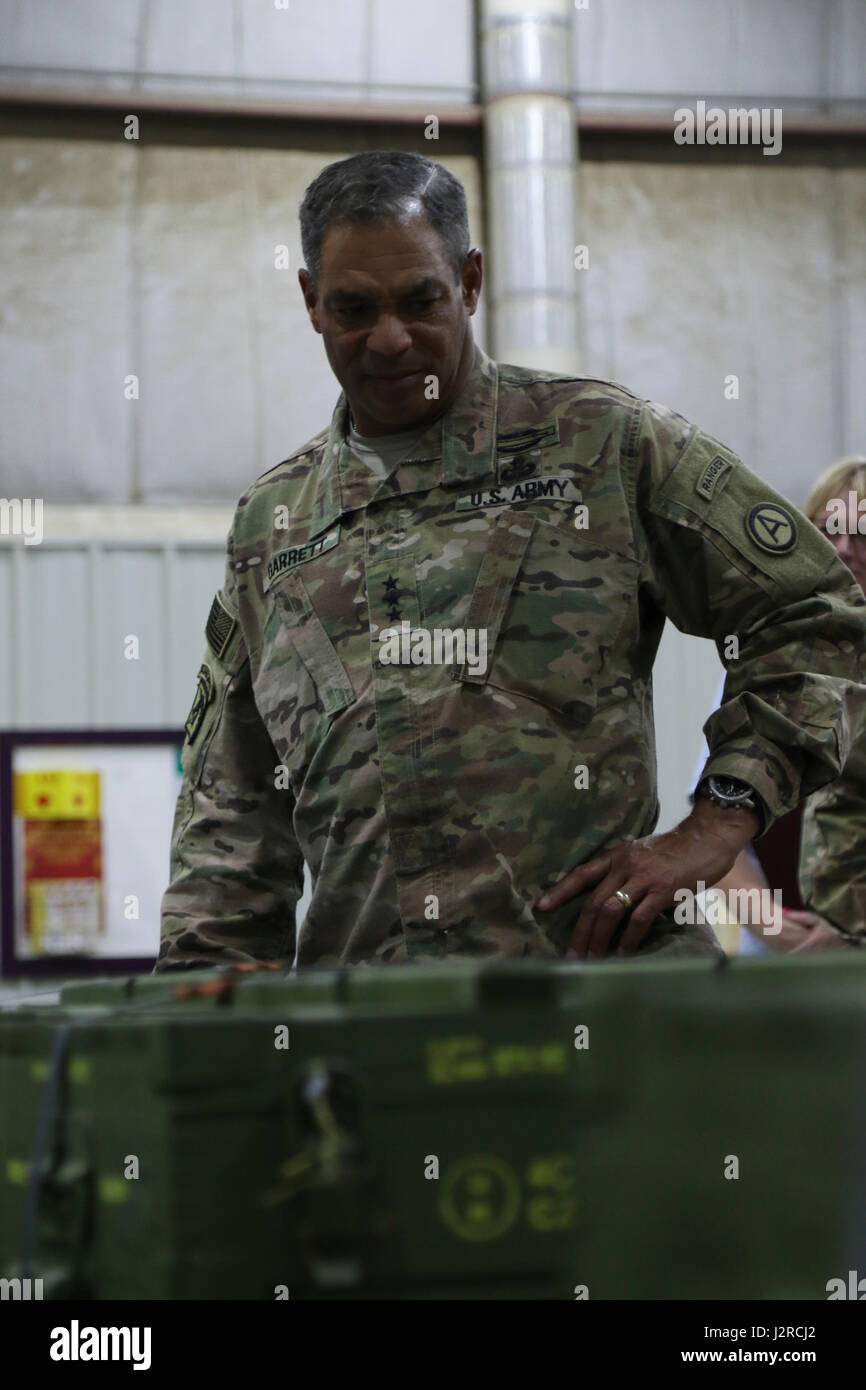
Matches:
[[805, 455, 866, 523]]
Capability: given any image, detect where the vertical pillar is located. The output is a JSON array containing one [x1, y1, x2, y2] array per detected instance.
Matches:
[[480, 0, 581, 373]]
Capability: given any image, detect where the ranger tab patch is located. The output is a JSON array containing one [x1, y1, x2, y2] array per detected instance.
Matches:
[[747, 503, 797, 554], [456, 476, 582, 511], [696, 454, 732, 500], [263, 526, 340, 593], [185, 663, 215, 744]]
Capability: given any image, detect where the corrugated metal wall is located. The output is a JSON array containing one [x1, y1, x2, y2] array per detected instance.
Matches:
[[0, 529, 226, 728]]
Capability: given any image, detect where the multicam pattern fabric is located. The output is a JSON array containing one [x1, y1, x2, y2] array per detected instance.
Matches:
[[799, 728, 866, 940], [156, 343, 866, 970]]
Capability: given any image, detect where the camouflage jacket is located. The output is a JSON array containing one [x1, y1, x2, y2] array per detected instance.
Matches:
[[799, 725, 866, 940], [157, 342, 866, 970]]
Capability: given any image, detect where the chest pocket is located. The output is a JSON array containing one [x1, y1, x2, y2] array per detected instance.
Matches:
[[272, 571, 356, 713], [453, 507, 639, 722], [256, 569, 357, 769]]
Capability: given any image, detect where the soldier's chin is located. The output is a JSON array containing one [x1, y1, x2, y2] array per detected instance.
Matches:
[[363, 382, 430, 425]]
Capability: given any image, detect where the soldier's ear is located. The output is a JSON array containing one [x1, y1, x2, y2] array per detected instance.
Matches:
[[298, 269, 321, 333], [461, 248, 482, 314]]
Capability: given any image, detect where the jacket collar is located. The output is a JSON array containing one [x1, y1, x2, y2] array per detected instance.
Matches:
[[309, 339, 499, 539]]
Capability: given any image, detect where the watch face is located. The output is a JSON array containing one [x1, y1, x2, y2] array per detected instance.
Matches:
[[710, 776, 751, 801]]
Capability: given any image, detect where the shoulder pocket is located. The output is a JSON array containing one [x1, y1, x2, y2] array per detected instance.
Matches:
[[653, 429, 836, 600]]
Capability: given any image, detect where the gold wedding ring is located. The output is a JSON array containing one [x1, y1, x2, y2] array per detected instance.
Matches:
[[614, 889, 633, 910]]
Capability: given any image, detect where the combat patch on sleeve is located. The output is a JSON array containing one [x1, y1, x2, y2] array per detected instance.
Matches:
[[185, 663, 215, 744], [205, 590, 238, 660], [695, 454, 732, 500], [746, 503, 797, 554]]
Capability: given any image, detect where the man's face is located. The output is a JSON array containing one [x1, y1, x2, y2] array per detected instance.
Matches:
[[299, 213, 482, 437], [814, 500, 866, 594]]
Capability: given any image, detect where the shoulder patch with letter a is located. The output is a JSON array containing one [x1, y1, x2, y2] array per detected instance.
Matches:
[[746, 503, 797, 554]]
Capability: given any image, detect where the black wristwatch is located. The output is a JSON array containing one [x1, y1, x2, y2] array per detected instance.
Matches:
[[694, 775, 764, 830]]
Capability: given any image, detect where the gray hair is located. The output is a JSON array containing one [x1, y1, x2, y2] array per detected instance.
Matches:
[[299, 150, 471, 292]]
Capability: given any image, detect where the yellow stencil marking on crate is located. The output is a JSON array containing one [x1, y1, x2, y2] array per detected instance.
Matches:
[[29, 1056, 91, 1085], [98, 1176, 128, 1204], [427, 1036, 567, 1084], [527, 1155, 573, 1189], [426, 1036, 487, 1084], [526, 1152, 579, 1232], [490, 1043, 566, 1077], [527, 1193, 579, 1231], [439, 1155, 521, 1241]]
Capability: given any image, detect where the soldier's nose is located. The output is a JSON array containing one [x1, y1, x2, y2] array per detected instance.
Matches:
[[367, 315, 413, 355]]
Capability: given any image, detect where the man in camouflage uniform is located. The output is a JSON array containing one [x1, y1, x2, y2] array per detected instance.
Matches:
[[799, 736, 866, 940], [796, 469, 866, 943], [156, 151, 866, 972]]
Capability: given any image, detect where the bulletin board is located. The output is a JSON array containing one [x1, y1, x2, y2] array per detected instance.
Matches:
[[0, 730, 184, 977]]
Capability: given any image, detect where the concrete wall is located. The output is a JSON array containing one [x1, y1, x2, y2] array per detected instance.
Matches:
[[0, 136, 486, 504], [1, 128, 863, 513], [1, 0, 863, 508], [578, 156, 866, 511]]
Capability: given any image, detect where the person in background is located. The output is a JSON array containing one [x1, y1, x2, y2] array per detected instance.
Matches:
[[712, 456, 866, 953]]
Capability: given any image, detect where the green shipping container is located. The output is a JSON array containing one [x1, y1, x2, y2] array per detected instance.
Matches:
[[1, 953, 865, 1300]]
